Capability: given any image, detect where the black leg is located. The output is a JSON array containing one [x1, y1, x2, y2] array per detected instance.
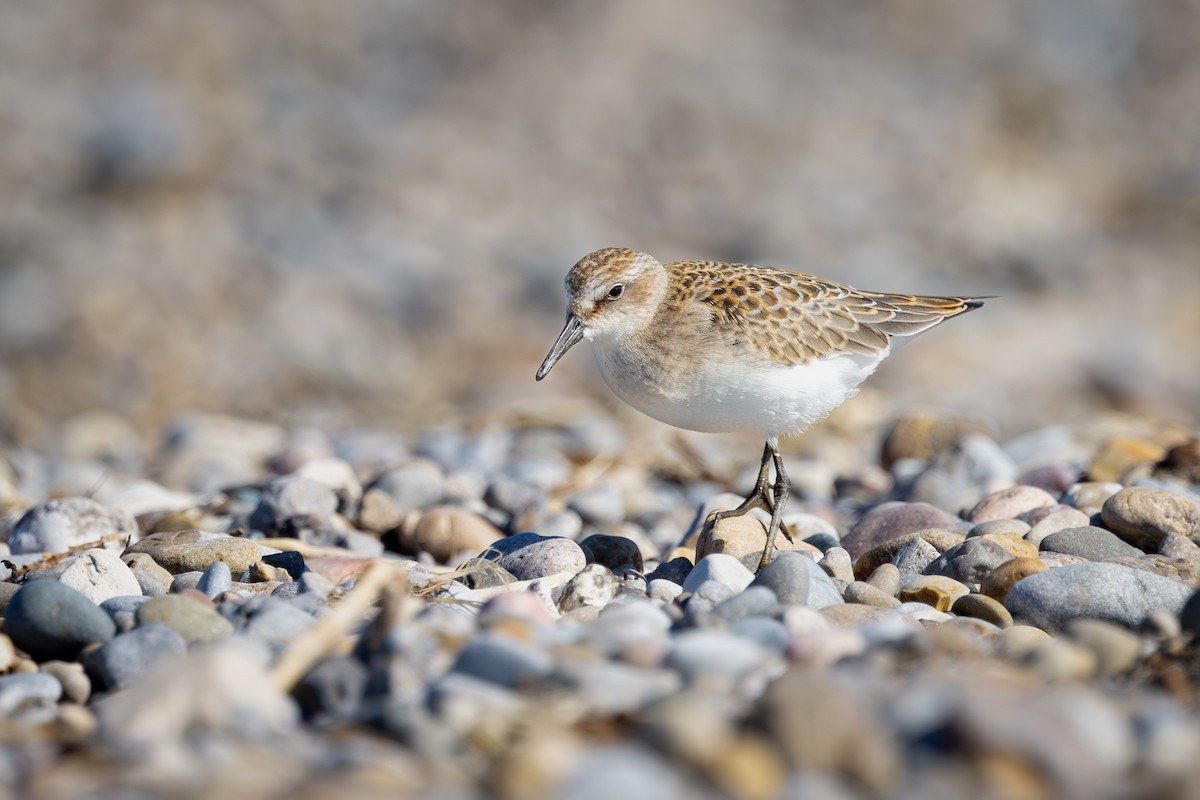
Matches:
[[758, 441, 792, 572], [712, 442, 773, 521]]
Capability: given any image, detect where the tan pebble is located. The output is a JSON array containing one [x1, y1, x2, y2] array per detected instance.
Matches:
[[53, 703, 99, 741], [819, 603, 902, 629], [122, 552, 175, 591], [977, 533, 1039, 560], [696, 514, 817, 573], [865, 563, 901, 596], [997, 624, 1051, 659], [357, 488, 405, 534], [818, 547, 854, 583], [952, 593, 1013, 629], [967, 485, 1058, 524], [706, 733, 788, 800], [898, 575, 969, 612], [843, 581, 900, 608], [968, 519, 1031, 538], [1101, 487, 1200, 552], [1089, 435, 1166, 483], [1027, 637, 1097, 681], [0, 634, 14, 673], [124, 529, 265, 574], [1066, 619, 1142, 676], [40, 660, 90, 704], [927, 618, 993, 656], [399, 505, 503, 563], [980, 558, 1048, 604]]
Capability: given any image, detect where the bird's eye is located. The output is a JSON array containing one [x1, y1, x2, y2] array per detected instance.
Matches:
[[607, 284, 624, 300]]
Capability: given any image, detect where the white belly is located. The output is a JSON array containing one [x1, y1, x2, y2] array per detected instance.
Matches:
[[592, 342, 888, 438]]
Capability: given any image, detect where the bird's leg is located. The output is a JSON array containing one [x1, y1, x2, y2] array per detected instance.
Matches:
[[708, 441, 794, 571], [711, 442, 774, 520], [757, 440, 792, 572]]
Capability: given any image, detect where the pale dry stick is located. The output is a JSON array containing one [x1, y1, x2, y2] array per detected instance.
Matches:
[[270, 558, 405, 692]]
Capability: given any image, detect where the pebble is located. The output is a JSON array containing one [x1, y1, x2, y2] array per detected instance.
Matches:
[[293, 655, 369, 723], [58, 548, 143, 604], [135, 595, 235, 643], [997, 624, 1052, 659], [3, 580, 117, 661], [1062, 481, 1124, 516], [647, 579, 683, 603], [451, 633, 554, 690], [695, 514, 815, 572], [841, 502, 962, 559], [979, 557, 1048, 604], [905, 433, 1019, 514], [1039, 526, 1144, 560], [646, 557, 693, 586], [195, 561, 233, 599], [1066, 619, 1142, 677], [41, 660, 91, 704], [1004, 562, 1193, 631], [83, 623, 187, 691], [122, 553, 173, 595], [481, 531, 587, 581], [681, 554, 754, 595], [898, 576, 970, 612], [355, 487, 406, 534], [1101, 487, 1200, 551], [967, 519, 1030, 538], [7, 497, 137, 556], [579, 533, 643, 571], [0, 673, 62, 715], [853, 528, 962, 580], [368, 458, 446, 511], [966, 485, 1058, 523], [247, 474, 339, 535], [865, 563, 901, 596], [457, 558, 517, 590], [951, 593, 1013, 628], [100, 595, 151, 631], [664, 629, 775, 691], [890, 534, 942, 584], [843, 581, 901, 608], [713, 586, 780, 621], [925, 537, 1018, 585], [567, 482, 625, 527], [125, 530, 264, 574], [1025, 506, 1092, 545], [396, 506, 504, 563], [558, 564, 621, 613], [818, 547, 854, 583]]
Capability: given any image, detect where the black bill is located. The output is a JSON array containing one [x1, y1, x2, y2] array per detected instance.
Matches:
[[535, 313, 584, 380]]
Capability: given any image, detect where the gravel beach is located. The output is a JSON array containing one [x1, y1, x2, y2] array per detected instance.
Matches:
[[2, 408, 1199, 798]]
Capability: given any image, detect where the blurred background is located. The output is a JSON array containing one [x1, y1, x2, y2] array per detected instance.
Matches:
[[1, 0, 1197, 451]]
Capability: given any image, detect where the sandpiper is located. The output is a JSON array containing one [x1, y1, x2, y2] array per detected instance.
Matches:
[[536, 247, 985, 571]]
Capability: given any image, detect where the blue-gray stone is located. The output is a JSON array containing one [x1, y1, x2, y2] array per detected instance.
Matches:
[[100, 595, 152, 632], [196, 561, 232, 599], [3, 580, 116, 661], [1040, 526, 1144, 561], [83, 623, 186, 691], [450, 633, 554, 689], [750, 552, 812, 607], [0, 673, 62, 715], [713, 586, 779, 621], [1005, 562, 1193, 631]]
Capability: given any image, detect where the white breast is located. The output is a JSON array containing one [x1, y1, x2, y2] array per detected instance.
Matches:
[[593, 342, 889, 438]]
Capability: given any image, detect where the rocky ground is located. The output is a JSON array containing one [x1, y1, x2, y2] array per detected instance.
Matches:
[[0, 408, 1199, 799]]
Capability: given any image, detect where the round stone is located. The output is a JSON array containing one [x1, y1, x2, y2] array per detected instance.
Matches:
[[247, 474, 339, 535], [1040, 526, 1144, 561], [683, 554, 755, 595], [967, 485, 1058, 524], [135, 595, 234, 643], [0, 673, 62, 715], [695, 514, 816, 572], [58, 548, 143, 604], [980, 558, 1048, 604], [368, 458, 446, 511], [842, 503, 962, 559], [898, 576, 970, 612], [8, 497, 137, 556], [951, 593, 1013, 628], [925, 538, 1018, 585], [125, 530, 264, 575], [843, 581, 900, 608], [3, 580, 116, 662], [481, 532, 587, 581], [579, 533, 644, 572], [558, 564, 621, 613], [1005, 561, 1193, 631], [1101, 487, 1200, 551], [1061, 481, 1124, 516], [83, 623, 187, 691], [853, 528, 963, 580], [399, 506, 504, 563], [865, 563, 901, 596]]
